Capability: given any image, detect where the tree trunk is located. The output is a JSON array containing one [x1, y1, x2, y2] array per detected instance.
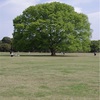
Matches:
[[50, 48, 56, 56]]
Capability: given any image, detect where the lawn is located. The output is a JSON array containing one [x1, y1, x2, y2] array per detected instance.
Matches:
[[0, 52, 99, 100]]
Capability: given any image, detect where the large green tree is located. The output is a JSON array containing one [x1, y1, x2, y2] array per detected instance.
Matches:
[[13, 2, 91, 55]]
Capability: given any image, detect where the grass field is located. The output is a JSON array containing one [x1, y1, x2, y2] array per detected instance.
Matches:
[[0, 52, 99, 100]]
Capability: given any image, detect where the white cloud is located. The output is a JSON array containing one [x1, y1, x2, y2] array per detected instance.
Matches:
[[87, 12, 100, 40], [0, 0, 36, 18], [65, 0, 95, 6], [74, 7, 82, 13], [0, 0, 36, 39], [45, 0, 62, 3], [0, 0, 38, 9], [0, 0, 11, 8]]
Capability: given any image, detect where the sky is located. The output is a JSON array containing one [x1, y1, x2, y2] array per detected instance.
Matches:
[[0, 0, 100, 40]]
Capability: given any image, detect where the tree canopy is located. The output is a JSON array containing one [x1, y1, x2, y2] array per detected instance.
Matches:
[[13, 2, 92, 55], [0, 37, 12, 52], [2, 37, 12, 44], [90, 40, 100, 52]]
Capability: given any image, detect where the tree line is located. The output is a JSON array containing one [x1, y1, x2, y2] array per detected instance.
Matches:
[[0, 36, 99, 53]]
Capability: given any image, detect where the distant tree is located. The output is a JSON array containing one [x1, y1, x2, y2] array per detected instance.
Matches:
[[0, 40, 2, 44], [2, 37, 12, 44], [13, 2, 92, 55], [90, 40, 100, 52], [0, 43, 11, 52], [0, 37, 12, 52]]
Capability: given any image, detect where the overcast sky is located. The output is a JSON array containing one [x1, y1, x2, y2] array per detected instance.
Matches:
[[0, 0, 100, 40]]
